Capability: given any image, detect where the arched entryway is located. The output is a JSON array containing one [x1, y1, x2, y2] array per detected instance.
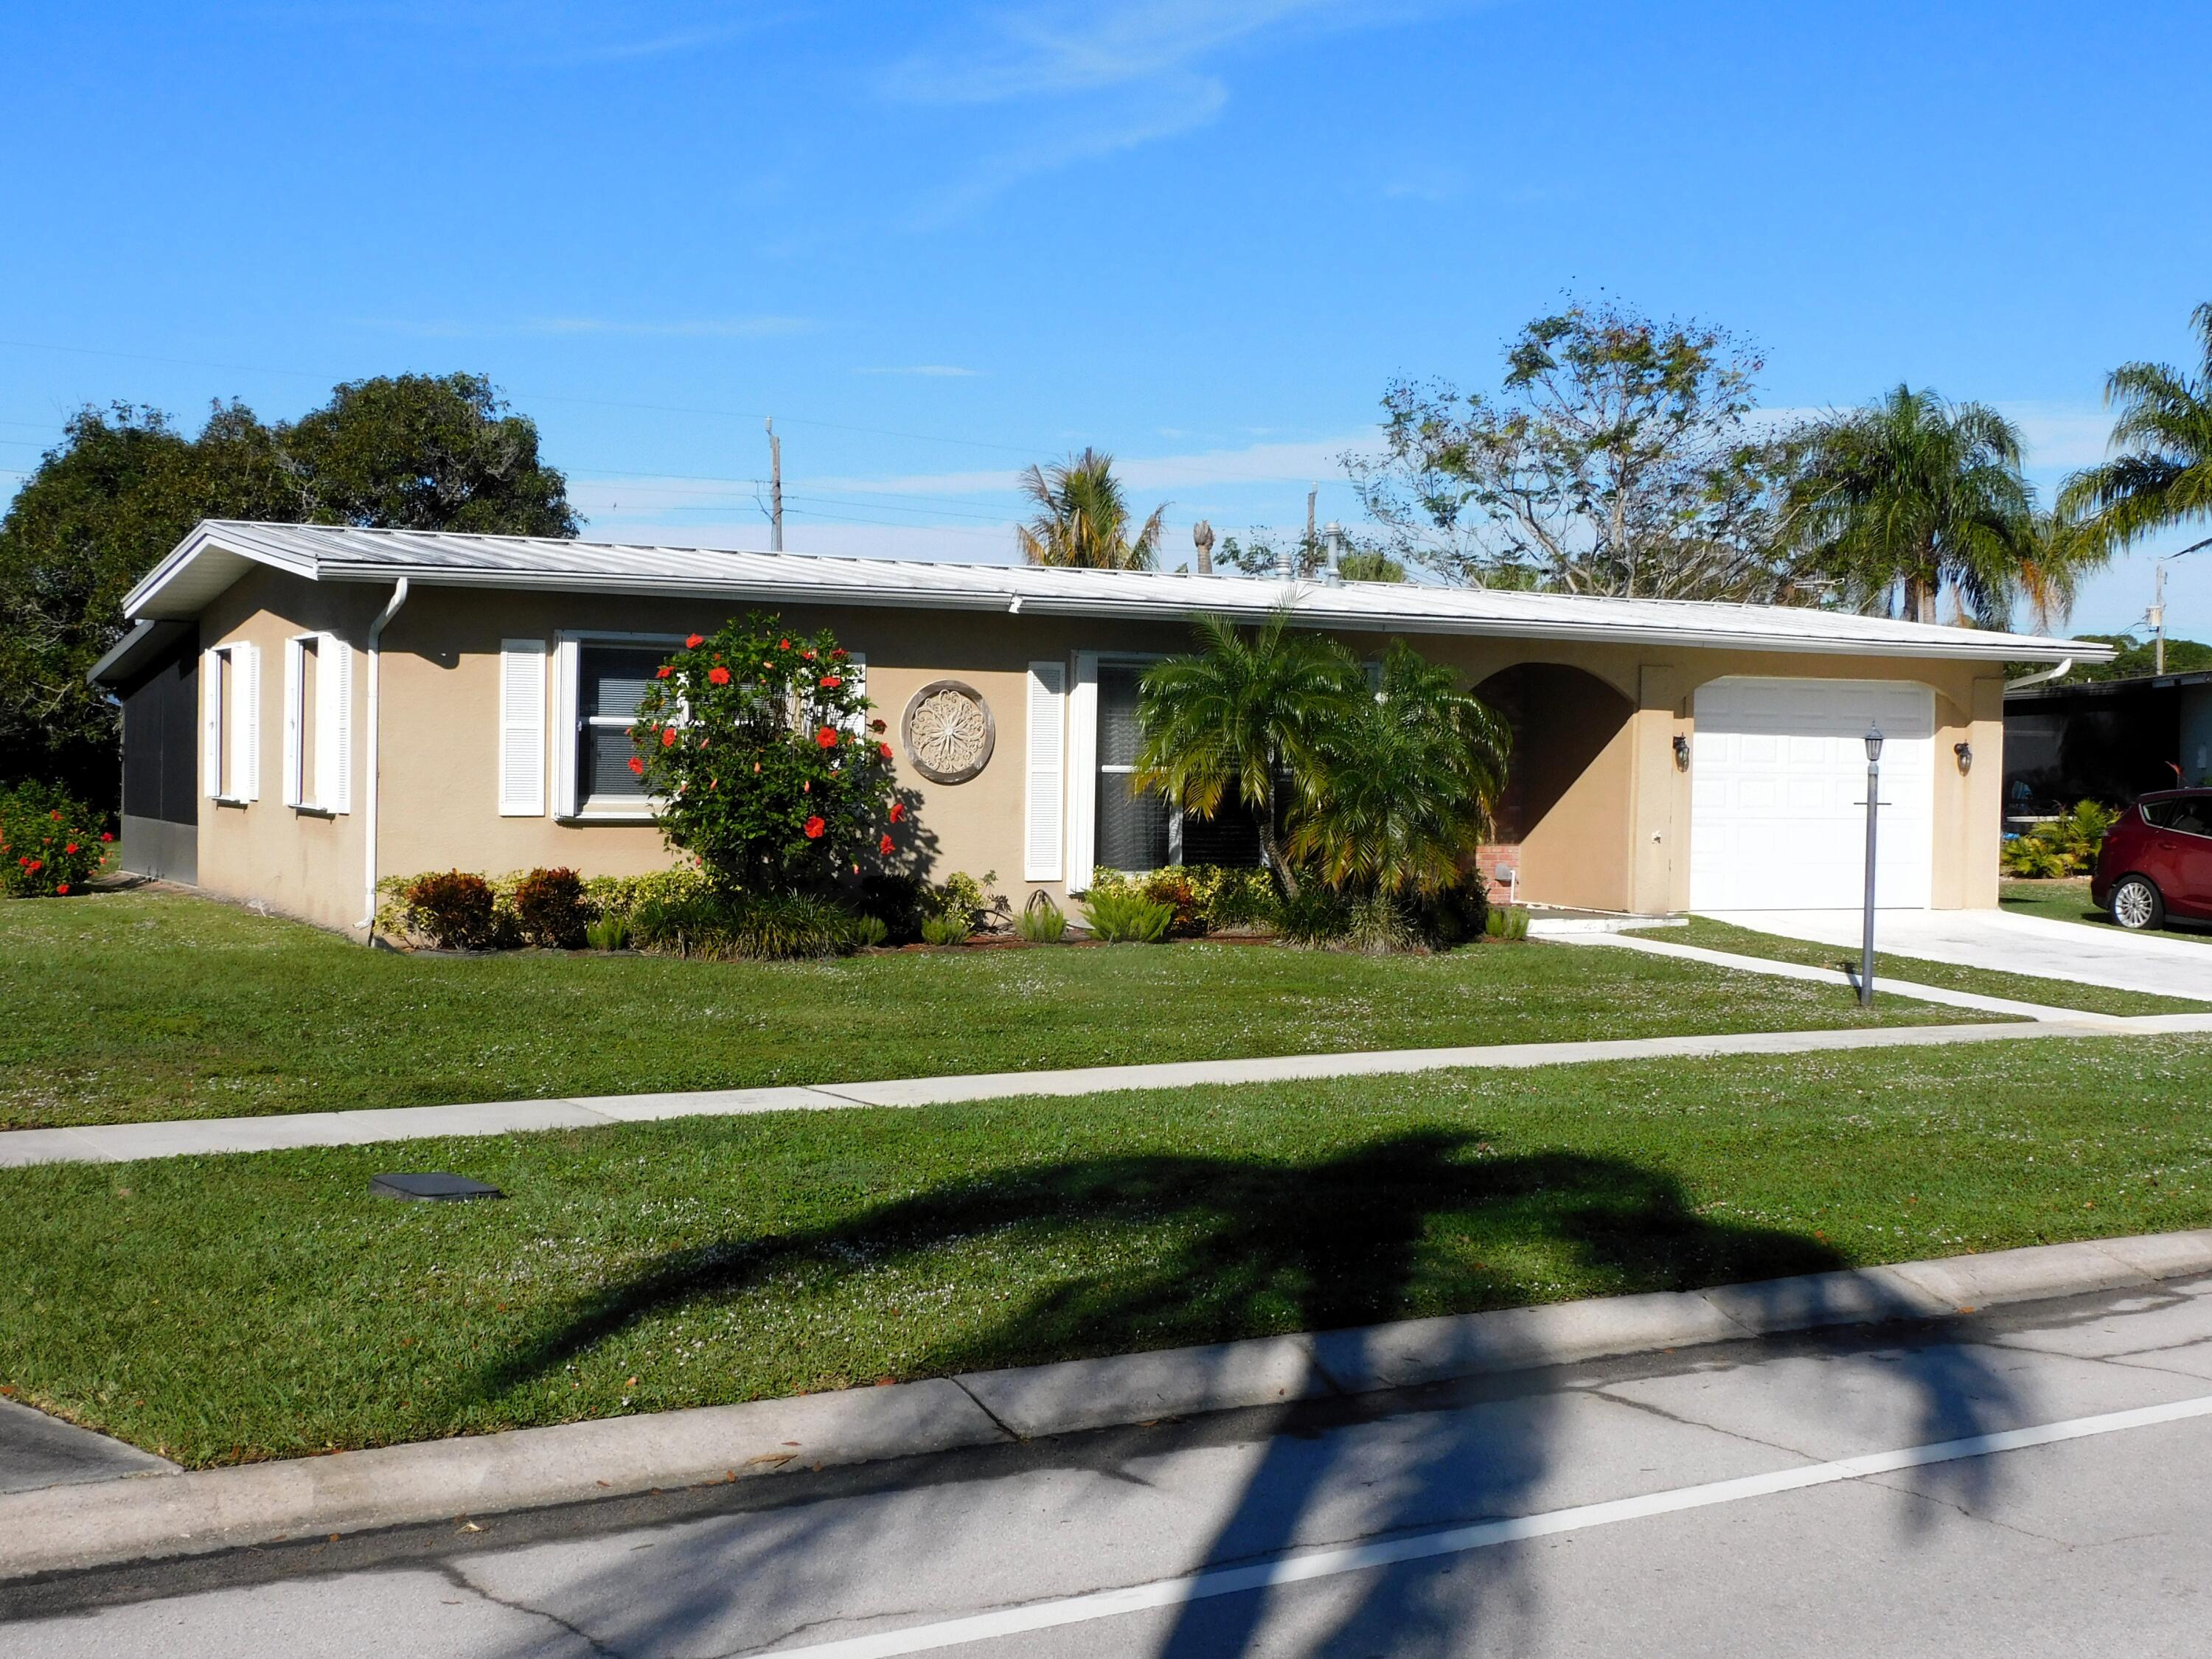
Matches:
[[1475, 663, 1638, 911]]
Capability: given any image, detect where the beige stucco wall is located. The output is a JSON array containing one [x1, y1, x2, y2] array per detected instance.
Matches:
[[188, 571, 2010, 935]]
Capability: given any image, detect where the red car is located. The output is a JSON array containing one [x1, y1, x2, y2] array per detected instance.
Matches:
[[2091, 789, 2212, 929]]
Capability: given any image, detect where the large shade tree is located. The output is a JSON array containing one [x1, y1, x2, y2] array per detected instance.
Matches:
[[1786, 386, 2085, 626], [1015, 448, 1165, 570], [1346, 298, 1797, 599], [2059, 302, 2212, 562], [1129, 612, 1361, 897], [0, 372, 575, 804]]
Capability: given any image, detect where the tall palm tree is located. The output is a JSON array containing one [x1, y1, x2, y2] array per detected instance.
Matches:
[[1788, 386, 2042, 625], [1015, 448, 1166, 569], [2059, 302, 2212, 560], [1287, 639, 1511, 897], [1130, 612, 1360, 897]]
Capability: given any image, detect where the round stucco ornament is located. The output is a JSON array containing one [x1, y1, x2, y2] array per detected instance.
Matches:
[[901, 681, 995, 784]]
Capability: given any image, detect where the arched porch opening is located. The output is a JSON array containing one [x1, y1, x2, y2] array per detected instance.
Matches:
[[1475, 662, 1638, 912]]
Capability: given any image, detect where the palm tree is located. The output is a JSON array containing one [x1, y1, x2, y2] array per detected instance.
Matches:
[[1287, 639, 1511, 898], [1787, 386, 2041, 625], [2059, 303, 2212, 561], [1015, 449, 1165, 569], [1130, 612, 1361, 897]]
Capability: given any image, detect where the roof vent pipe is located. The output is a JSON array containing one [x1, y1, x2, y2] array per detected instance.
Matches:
[[1274, 535, 1296, 582], [1322, 522, 1345, 585]]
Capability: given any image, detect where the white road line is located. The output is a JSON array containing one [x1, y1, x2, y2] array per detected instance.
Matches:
[[766, 1393, 2212, 1658]]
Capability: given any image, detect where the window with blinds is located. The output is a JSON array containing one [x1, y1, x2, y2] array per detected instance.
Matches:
[[577, 644, 666, 810], [1094, 661, 1170, 872]]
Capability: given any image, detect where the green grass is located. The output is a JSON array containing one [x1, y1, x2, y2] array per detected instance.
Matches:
[[3, 1033, 2208, 1467], [0, 892, 1983, 1131], [1670, 917, 2207, 1016], [2001, 877, 2212, 944]]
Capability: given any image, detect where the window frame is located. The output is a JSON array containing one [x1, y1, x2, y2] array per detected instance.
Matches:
[[1071, 650, 1179, 885], [204, 639, 259, 807], [553, 631, 686, 823]]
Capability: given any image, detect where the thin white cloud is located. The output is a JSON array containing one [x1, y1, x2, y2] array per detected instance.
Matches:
[[2000, 400, 2115, 475], [356, 315, 812, 340]]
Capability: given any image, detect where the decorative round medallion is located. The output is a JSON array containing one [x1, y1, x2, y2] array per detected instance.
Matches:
[[901, 681, 995, 784]]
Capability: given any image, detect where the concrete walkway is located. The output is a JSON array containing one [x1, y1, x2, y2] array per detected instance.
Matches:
[[1703, 906, 2212, 1001], [15, 1014, 2209, 1170]]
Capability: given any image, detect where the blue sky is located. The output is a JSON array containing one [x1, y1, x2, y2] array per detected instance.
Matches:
[[3, 1, 2208, 639]]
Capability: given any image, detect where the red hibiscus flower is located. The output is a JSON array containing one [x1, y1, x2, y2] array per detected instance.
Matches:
[[64, 843, 79, 855], [627, 757, 645, 776], [708, 665, 732, 685], [889, 801, 907, 823], [24, 859, 41, 872], [100, 832, 114, 843], [801, 649, 816, 661], [686, 633, 705, 648], [655, 665, 672, 679], [779, 638, 791, 650], [832, 648, 848, 659], [49, 810, 61, 821], [870, 718, 886, 733], [878, 834, 895, 855], [55, 883, 69, 895], [816, 727, 839, 749], [819, 675, 841, 689], [661, 726, 678, 748], [804, 815, 825, 838], [878, 742, 894, 760]]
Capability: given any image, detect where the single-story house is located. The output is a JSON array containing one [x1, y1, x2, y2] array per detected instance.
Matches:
[[88, 521, 2096, 937], [2004, 669, 2212, 821]]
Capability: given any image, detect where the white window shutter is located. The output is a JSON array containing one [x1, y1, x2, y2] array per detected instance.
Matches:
[[203, 648, 224, 799], [1024, 660, 1067, 882], [320, 636, 353, 813], [499, 639, 548, 816], [841, 653, 869, 734], [282, 637, 305, 807], [232, 641, 261, 802]]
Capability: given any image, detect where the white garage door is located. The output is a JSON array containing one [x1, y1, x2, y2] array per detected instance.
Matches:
[[1689, 678, 1933, 911]]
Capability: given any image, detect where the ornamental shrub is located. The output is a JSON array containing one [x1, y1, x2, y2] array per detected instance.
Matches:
[[1081, 888, 1175, 943], [1087, 866, 1276, 933], [583, 914, 630, 951], [924, 869, 1006, 933], [849, 914, 891, 949], [396, 870, 502, 950], [511, 866, 589, 949], [0, 782, 108, 898], [1016, 891, 1068, 942], [1484, 905, 1531, 942], [631, 615, 901, 894], [919, 913, 972, 947]]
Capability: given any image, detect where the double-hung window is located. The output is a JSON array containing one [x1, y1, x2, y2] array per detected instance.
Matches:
[[553, 635, 684, 818], [282, 633, 352, 813]]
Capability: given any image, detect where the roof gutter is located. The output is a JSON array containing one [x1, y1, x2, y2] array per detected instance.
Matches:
[[2005, 657, 2073, 692], [356, 579, 411, 935]]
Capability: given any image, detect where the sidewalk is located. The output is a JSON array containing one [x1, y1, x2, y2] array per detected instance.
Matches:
[[4, 1226, 2207, 1582]]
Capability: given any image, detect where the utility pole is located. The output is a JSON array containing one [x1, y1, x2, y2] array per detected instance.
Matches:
[[2152, 562, 2166, 675], [765, 417, 784, 553]]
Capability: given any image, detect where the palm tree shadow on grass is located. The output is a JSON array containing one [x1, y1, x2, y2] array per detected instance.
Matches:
[[464, 1130, 2027, 1658]]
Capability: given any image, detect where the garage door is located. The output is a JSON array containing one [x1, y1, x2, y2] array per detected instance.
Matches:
[[1689, 678, 1933, 911]]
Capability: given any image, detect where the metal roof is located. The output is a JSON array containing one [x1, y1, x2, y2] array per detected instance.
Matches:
[[124, 520, 2101, 664]]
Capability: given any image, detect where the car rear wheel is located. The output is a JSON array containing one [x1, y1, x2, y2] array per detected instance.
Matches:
[[2111, 875, 2165, 931]]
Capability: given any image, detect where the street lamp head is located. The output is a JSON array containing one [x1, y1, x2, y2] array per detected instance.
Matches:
[[1865, 724, 1884, 762]]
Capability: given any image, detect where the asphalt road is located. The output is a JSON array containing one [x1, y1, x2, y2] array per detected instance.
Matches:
[[7, 1279, 2210, 1657]]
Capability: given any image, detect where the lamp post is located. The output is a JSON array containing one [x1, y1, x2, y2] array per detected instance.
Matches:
[[1859, 724, 1884, 1007]]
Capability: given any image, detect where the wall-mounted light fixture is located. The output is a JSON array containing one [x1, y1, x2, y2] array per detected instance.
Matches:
[[1672, 734, 1691, 771], [1954, 741, 1973, 774]]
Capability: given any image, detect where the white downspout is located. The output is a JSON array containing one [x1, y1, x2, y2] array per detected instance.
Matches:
[[2004, 656, 2073, 692], [357, 579, 411, 934]]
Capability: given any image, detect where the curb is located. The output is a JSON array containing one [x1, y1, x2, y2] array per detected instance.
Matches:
[[4, 1228, 2209, 1581]]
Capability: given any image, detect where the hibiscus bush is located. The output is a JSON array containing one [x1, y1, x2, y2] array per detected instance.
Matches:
[[631, 615, 902, 894], [0, 782, 109, 898]]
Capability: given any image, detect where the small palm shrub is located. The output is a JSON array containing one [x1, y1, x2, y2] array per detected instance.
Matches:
[[397, 870, 502, 950], [0, 782, 108, 898], [1016, 891, 1068, 942], [1081, 888, 1175, 943], [512, 866, 589, 949], [583, 914, 630, 950], [920, 913, 971, 946], [849, 914, 891, 948], [2000, 800, 2120, 877]]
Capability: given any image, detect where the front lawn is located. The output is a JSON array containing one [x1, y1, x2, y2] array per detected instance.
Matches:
[[0, 892, 1982, 1131], [1671, 917, 2207, 1016], [1, 1032, 2206, 1466]]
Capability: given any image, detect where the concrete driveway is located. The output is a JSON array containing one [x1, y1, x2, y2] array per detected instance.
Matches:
[[1700, 908, 2212, 1003]]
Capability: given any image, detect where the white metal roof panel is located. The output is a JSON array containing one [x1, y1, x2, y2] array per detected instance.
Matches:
[[124, 520, 2100, 664]]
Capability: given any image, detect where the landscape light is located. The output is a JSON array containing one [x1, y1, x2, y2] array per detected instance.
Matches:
[[1865, 725, 1884, 763]]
